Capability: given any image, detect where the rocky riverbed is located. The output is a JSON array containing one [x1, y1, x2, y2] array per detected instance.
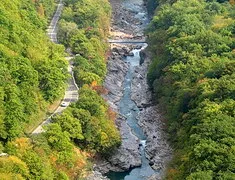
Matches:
[[109, 0, 148, 39], [94, 46, 142, 174], [86, 171, 109, 180], [104, 49, 129, 111], [89, 0, 172, 179]]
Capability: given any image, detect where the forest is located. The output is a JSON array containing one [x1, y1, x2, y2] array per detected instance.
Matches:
[[0, 0, 67, 141], [146, 0, 235, 179], [0, 0, 120, 179], [1, 0, 234, 179]]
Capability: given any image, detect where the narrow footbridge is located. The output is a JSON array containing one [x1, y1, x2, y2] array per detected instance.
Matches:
[[108, 38, 146, 44]]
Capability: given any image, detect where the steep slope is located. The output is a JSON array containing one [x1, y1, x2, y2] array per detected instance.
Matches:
[[0, 0, 67, 140], [146, 0, 235, 179], [0, 0, 122, 179]]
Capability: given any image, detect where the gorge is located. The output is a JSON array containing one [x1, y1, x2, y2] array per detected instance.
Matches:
[[93, 0, 172, 179], [1, 0, 234, 179]]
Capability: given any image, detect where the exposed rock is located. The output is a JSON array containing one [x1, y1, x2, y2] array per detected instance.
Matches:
[[99, 47, 141, 173], [131, 53, 152, 108], [127, 52, 134, 56], [132, 53, 172, 176], [104, 52, 129, 110], [86, 171, 109, 180], [135, 45, 142, 49], [148, 174, 162, 180], [122, 46, 132, 54], [94, 116, 141, 174], [112, 47, 119, 53], [149, 161, 154, 166], [138, 106, 172, 172], [111, 115, 142, 170], [110, 0, 147, 37], [93, 0, 172, 178], [139, 49, 146, 65]]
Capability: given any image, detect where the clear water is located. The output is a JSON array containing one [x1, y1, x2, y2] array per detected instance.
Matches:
[[106, 0, 156, 178], [120, 50, 146, 140], [106, 48, 156, 180]]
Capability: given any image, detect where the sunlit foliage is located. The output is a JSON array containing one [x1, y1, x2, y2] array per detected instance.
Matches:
[[0, 0, 67, 139], [146, 0, 235, 179]]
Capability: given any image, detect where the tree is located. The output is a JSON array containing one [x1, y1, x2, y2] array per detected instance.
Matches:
[[44, 124, 73, 152], [186, 171, 213, 180], [52, 111, 84, 140], [0, 156, 30, 179]]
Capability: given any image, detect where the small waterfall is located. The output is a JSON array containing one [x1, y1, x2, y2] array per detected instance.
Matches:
[[140, 140, 146, 148]]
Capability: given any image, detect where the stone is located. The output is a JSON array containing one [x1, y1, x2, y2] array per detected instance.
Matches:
[[148, 174, 162, 180], [86, 171, 109, 180], [135, 45, 142, 49], [112, 52, 119, 56], [112, 47, 119, 53], [97, 46, 141, 173], [127, 52, 134, 56], [103, 54, 129, 110], [139, 50, 146, 65], [107, 115, 142, 170], [94, 115, 142, 174]]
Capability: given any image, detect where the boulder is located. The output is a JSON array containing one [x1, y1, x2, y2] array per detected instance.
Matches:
[[127, 52, 134, 56], [104, 53, 129, 110], [94, 115, 141, 173], [139, 50, 146, 65], [86, 171, 109, 180], [107, 115, 141, 170]]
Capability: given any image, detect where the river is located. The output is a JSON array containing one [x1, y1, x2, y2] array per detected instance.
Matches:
[[106, 48, 156, 179], [98, 0, 172, 179]]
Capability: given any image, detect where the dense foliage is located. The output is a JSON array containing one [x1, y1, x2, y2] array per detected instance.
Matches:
[[58, 0, 111, 85], [51, 85, 121, 154], [0, 0, 120, 179], [1, 135, 88, 179], [55, 0, 121, 153], [0, 0, 67, 140], [146, 0, 235, 179]]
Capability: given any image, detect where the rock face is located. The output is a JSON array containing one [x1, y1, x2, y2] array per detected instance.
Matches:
[[131, 50, 152, 108], [139, 50, 146, 65], [94, 115, 141, 174], [104, 50, 129, 110], [138, 106, 172, 173], [110, 0, 148, 36], [86, 171, 109, 180], [148, 174, 162, 180], [110, 115, 141, 170]]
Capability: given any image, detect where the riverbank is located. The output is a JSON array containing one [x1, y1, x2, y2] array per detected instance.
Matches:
[[132, 50, 172, 178], [94, 46, 141, 173]]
